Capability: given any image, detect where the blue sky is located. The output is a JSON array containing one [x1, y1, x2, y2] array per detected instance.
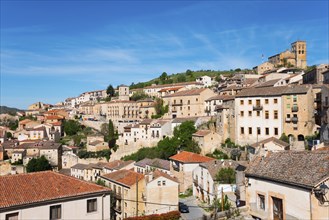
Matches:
[[1, 0, 328, 109]]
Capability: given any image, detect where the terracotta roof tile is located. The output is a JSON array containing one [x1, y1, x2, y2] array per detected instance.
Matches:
[[101, 170, 144, 187], [0, 171, 110, 209], [169, 151, 214, 163]]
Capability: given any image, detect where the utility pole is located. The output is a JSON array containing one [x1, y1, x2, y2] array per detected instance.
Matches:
[[136, 175, 138, 217], [221, 187, 224, 212]]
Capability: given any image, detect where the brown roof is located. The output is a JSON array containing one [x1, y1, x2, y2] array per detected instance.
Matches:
[[45, 115, 64, 120], [163, 88, 207, 98], [169, 151, 214, 163], [237, 85, 311, 98], [101, 169, 144, 187], [200, 159, 239, 180], [19, 119, 33, 125], [255, 79, 281, 88], [151, 170, 179, 183], [246, 151, 329, 189], [104, 160, 134, 170], [193, 130, 212, 137], [250, 137, 289, 148], [0, 171, 110, 209], [206, 95, 235, 102]]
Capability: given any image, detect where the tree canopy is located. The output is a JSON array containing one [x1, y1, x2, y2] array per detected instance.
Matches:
[[63, 120, 81, 136], [26, 156, 52, 173], [215, 167, 236, 184], [106, 84, 115, 97]]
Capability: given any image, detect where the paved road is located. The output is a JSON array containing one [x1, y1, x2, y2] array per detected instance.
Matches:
[[180, 196, 208, 220]]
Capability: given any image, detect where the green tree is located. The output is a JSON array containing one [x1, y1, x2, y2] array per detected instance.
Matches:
[[26, 156, 52, 173], [173, 121, 197, 146], [106, 84, 115, 97], [130, 91, 150, 101], [177, 74, 186, 82], [108, 120, 116, 147], [159, 72, 168, 82], [152, 98, 168, 119], [215, 167, 236, 184], [63, 120, 81, 136], [280, 133, 289, 143]]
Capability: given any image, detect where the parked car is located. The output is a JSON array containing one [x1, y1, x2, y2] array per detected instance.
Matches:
[[179, 202, 189, 213]]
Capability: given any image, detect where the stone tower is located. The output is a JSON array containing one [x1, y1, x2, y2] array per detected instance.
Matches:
[[118, 84, 129, 101], [291, 41, 307, 69]]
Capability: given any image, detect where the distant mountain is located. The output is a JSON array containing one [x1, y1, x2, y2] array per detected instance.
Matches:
[[0, 106, 23, 115]]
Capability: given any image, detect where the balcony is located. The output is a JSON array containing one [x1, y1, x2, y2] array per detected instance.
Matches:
[[291, 106, 299, 112], [291, 117, 298, 123], [172, 109, 177, 113], [285, 117, 291, 122], [253, 105, 263, 111], [249, 203, 267, 220], [172, 103, 183, 106]]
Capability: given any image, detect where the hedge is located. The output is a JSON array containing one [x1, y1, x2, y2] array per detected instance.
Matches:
[[124, 211, 180, 220]]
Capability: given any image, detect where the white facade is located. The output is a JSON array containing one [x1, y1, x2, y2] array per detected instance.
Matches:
[[235, 96, 283, 145], [196, 75, 215, 87], [0, 196, 111, 220], [247, 178, 312, 219], [145, 175, 179, 215]]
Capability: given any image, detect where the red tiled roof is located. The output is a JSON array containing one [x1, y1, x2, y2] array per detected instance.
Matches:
[[51, 121, 62, 126], [101, 169, 144, 187], [0, 171, 110, 209], [19, 119, 33, 125], [45, 115, 64, 120], [169, 151, 214, 163]]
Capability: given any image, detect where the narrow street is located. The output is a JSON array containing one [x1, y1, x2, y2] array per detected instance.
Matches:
[[180, 196, 209, 220]]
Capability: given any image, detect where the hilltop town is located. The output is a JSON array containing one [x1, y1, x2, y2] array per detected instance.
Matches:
[[1, 40, 329, 220]]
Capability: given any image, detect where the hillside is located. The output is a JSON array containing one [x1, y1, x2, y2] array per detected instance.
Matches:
[[129, 68, 251, 89], [0, 106, 22, 115]]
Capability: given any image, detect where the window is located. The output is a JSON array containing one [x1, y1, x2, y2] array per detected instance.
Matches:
[[240, 111, 244, 117], [249, 127, 252, 135], [287, 95, 290, 100], [274, 110, 278, 119], [50, 205, 61, 220], [5, 212, 19, 220], [265, 99, 269, 104], [240, 127, 244, 135], [274, 99, 278, 104], [158, 181, 161, 186], [256, 99, 261, 106], [265, 127, 269, 135], [274, 128, 278, 136], [248, 111, 252, 117], [162, 180, 166, 186], [257, 111, 260, 117], [258, 194, 265, 210], [240, 100, 244, 105], [265, 111, 269, 119], [257, 127, 261, 135], [293, 95, 297, 102], [286, 104, 290, 109], [248, 100, 252, 105], [188, 100, 190, 105], [87, 199, 97, 213]]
